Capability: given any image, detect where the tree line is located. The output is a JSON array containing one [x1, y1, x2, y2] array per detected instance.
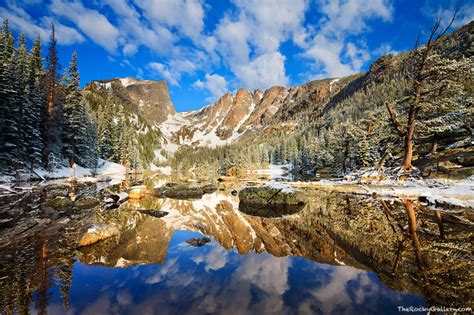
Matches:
[[0, 20, 151, 175], [0, 20, 98, 173]]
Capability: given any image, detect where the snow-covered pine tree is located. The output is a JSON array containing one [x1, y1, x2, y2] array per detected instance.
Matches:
[[97, 106, 112, 159], [414, 53, 472, 153], [22, 79, 43, 170], [63, 51, 87, 166], [22, 35, 45, 170], [44, 24, 62, 168], [77, 102, 99, 168], [14, 34, 29, 165], [0, 25, 22, 170]]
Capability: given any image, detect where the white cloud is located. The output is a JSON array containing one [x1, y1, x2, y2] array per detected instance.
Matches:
[[422, 3, 474, 29], [235, 52, 289, 89], [212, 0, 307, 90], [50, 0, 120, 52], [149, 62, 179, 86], [215, 17, 251, 67], [0, 3, 85, 45], [302, 0, 394, 78], [103, 0, 175, 56], [134, 0, 205, 40], [373, 43, 399, 56], [232, 0, 308, 54], [149, 58, 197, 86], [193, 73, 229, 102]]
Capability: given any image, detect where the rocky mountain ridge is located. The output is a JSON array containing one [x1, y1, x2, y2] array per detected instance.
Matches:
[[86, 75, 345, 155]]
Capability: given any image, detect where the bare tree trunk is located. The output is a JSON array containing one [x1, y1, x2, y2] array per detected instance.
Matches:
[[392, 237, 408, 275], [342, 140, 349, 174], [401, 86, 419, 171], [403, 200, 426, 271], [431, 138, 438, 154], [435, 210, 445, 239], [386, 14, 457, 173], [377, 147, 391, 172]]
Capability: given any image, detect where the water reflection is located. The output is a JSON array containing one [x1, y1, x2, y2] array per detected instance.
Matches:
[[0, 183, 472, 314]]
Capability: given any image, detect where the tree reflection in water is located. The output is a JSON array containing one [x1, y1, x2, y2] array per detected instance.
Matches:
[[0, 185, 472, 314]]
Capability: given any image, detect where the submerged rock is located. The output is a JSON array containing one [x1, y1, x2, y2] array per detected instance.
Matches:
[[185, 237, 211, 247], [138, 210, 169, 218], [239, 183, 308, 206], [154, 183, 217, 199], [202, 184, 218, 194], [75, 197, 100, 209], [45, 196, 74, 210], [79, 223, 119, 247]]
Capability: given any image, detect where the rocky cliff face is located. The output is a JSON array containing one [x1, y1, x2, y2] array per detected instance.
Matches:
[[158, 78, 343, 151], [86, 77, 175, 124]]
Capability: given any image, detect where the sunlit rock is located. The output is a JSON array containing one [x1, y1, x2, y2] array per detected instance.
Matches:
[[79, 223, 119, 247]]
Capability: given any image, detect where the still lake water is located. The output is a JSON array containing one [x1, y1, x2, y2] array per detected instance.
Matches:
[[0, 181, 472, 314]]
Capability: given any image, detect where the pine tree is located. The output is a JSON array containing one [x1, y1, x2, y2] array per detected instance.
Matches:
[[44, 24, 61, 167], [23, 79, 44, 169], [21, 35, 45, 170], [84, 117, 99, 168], [0, 26, 21, 170], [63, 52, 86, 166]]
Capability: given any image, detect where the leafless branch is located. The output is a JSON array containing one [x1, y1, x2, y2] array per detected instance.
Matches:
[[385, 101, 406, 137], [436, 6, 459, 40]]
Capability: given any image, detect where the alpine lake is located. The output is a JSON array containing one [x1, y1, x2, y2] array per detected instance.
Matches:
[[0, 174, 472, 315]]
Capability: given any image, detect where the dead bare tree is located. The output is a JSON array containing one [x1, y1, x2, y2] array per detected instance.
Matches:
[[385, 11, 459, 172]]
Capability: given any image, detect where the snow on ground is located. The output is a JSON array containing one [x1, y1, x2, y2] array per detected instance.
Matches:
[[119, 77, 134, 87], [329, 78, 340, 93], [291, 176, 474, 209], [153, 149, 168, 163], [33, 159, 126, 181]]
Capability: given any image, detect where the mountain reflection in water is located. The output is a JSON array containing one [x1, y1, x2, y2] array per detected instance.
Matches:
[[0, 183, 472, 314]]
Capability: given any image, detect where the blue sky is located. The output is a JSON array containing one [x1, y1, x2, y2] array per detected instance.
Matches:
[[0, 0, 472, 112]]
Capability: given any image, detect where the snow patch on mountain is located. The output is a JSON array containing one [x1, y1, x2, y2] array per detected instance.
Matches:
[[119, 77, 134, 87]]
